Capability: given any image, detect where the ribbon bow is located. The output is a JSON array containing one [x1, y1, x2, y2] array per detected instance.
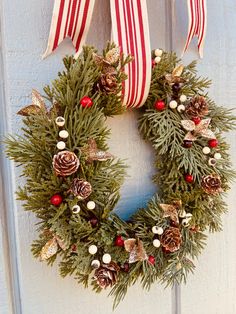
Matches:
[[43, 0, 151, 108]]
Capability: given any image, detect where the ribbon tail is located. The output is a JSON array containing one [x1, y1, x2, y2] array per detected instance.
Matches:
[[182, 0, 195, 57], [197, 0, 207, 58], [74, 0, 96, 59], [182, 0, 207, 58], [43, 0, 95, 59], [42, 0, 65, 59]]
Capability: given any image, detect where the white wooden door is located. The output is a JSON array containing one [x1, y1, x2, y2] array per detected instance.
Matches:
[[0, 1, 236, 313]]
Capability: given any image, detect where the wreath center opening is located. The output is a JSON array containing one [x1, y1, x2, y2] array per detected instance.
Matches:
[[107, 110, 156, 220]]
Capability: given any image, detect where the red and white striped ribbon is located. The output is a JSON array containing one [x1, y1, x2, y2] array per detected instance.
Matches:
[[183, 0, 207, 58], [43, 0, 95, 59], [110, 0, 151, 108]]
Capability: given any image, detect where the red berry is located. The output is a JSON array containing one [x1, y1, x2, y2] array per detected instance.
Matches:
[[208, 139, 218, 148], [184, 174, 194, 183], [170, 221, 180, 228], [122, 262, 130, 272], [192, 117, 201, 125], [50, 194, 63, 206], [80, 96, 93, 108], [183, 140, 193, 148], [71, 244, 77, 252], [152, 59, 156, 68], [115, 235, 124, 247], [190, 226, 200, 233], [154, 100, 165, 111], [90, 217, 98, 227], [148, 255, 155, 265], [172, 83, 181, 93]]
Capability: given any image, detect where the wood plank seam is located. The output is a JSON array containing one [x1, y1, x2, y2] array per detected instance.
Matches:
[[164, 1, 181, 312], [0, 2, 23, 313]]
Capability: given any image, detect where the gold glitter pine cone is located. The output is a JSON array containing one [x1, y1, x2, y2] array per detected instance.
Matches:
[[69, 178, 92, 199], [201, 174, 222, 194], [160, 227, 182, 253], [94, 262, 120, 289], [97, 73, 118, 94], [185, 96, 209, 118], [53, 151, 80, 177]]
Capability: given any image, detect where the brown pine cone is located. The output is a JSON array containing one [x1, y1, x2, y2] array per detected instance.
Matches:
[[97, 73, 118, 94], [160, 227, 182, 253], [201, 174, 222, 194], [53, 151, 80, 177], [69, 178, 92, 199], [94, 262, 120, 289], [185, 96, 209, 118]]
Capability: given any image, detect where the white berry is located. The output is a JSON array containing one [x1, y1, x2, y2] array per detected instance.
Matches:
[[185, 213, 193, 217], [154, 49, 163, 57], [208, 158, 217, 166], [156, 227, 164, 235], [178, 209, 186, 218], [91, 259, 100, 269], [154, 56, 161, 64], [169, 100, 178, 109], [59, 130, 69, 139], [72, 205, 81, 214], [185, 213, 193, 220], [182, 218, 190, 227], [87, 201, 96, 210], [102, 253, 111, 264], [153, 239, 161, 248], [180, 94, 187, 102], [88, 245, 98, 255], [56, 141, 66, 150], [202, 147, 211, 155], [152, 226, 159, 234], [214, 153, 222, 160], [177, 104, 185, 112], [55, 116, 65, 127]]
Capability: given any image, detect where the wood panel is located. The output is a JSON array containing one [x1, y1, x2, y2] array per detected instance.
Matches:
[[0, 2, 22, 312], [0, 1, 173, 314], [2, 0, 236, 313], [173, 1, 236, 313]]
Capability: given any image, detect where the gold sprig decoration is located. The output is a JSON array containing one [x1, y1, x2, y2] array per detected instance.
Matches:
[[81, 139, 113, 163]]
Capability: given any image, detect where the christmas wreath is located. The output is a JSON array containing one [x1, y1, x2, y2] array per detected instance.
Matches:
[[5, 43, 236, 308]]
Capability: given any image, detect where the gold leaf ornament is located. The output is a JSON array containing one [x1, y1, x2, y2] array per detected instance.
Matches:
[[17, 89, 60, 117], [172, 65, 184, 77], [40, 235, 66, 261], [165, 65, 185, 85], [17, 89, 47, 116], [40, 237, 58, 261], [54, 235, 67, 251], [181, 118, 216, 141], [124, 238, 147, 263], [81, 139, 113, 163], [93, 47, 120, 74], [105, 47, 120, 64], [160, 200, 182, 224]]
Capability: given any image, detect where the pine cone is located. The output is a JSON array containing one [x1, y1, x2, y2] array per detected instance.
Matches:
[[97, 73, 118, 94], [69, 178, 92, 199], [94, 262, 120, 289], [201, 174, 222, 194], [160, 227, 182, 253], [185, 96, 209, 118], [53, 151, 80, 177]]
